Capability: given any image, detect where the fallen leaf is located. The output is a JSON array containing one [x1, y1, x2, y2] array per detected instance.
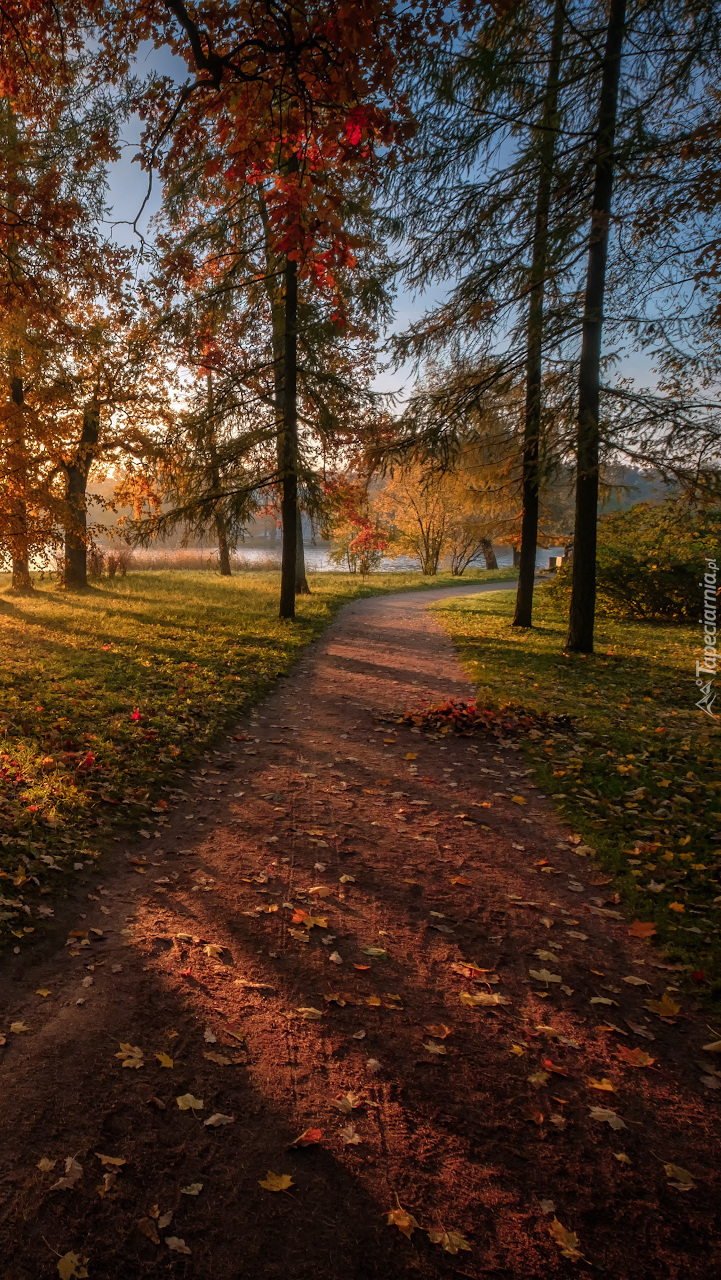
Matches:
[[702, 1039, 721, 1053], [628, 920, 656, 938], [204, 1113, 235, 1127], [404, 753, 417, 761], [165, 1237, 191, 1254], [617, 1046, 655, 1068], [180, 1182, 203, 1195], [289, 1128, 323, 1148], [387, 1205, 419, 1238], [137, 1217, 160, 1244], [587, 1077, 615, 1092], [36, 989, 51, 998], [664, 1162, 695, 1191], [176, 1093, 204, 1112], [623, 975, 651, 987], [459, 991, 510, 1007], [362, 946, 388, 959], [95, 1153, 126, 1168], [590, 996, 617, 1006], [539, 1199, 556, 1214], [529, 969, 562, 984], [427, 1227, 472, 1254], [259, 1171, 293, 1192], [423, 1041, 447, 1055], [38, 1156, 57, 1172], [51, 1156, 83, 1191], [296, 1007, 323, 1020], [203, 1051, 233, 1065], [614, 1152, 632, 1165], [425, 1024, 453, 1039], [115, 1042, 144, 1069], [668, 902, 685, 913], [155, 1053, 174, 1068], [645, 994, 681, 1018], [10, 1021, 30, 1034], [332, 1091, 362, 1113], [510, 1043, 525, 1056], [549, 1217, 583, 1261], [341, 1124, 362, 1145], [589, 1106, 626, 1130], [511, 795, 527, 805], [57, 1252, 89, 1279], [528, 1070, 550, 1086]]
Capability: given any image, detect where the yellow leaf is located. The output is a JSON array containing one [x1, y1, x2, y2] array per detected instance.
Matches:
[[529, 968, 562, 984], [614, 1152, 632, 1165], [36, 989, 51, 998], [296, 1007, 323, 1020], [176, 1093, 204, 1111], [115, 1042, 144, 1068], [423, 1041, 447, 1055], [459, 991, 510, 1007], [668, 901, 685, 913], [644, 993, 681, 1018], [549, 1217, 582, 1261], [259, 1171, 293, 1192], [425, 1024, 453, 1039], [404, 753, 417, 761], [587, 1077, 615, 1092], [664, 1162, 695, 1190], [510, 1044, 525, 1056], [155, 1053, 174, 1068], [57, 1252, 89, 1279], [308, 885, 331, 898], [427, 1227, 472, 1254], [386, 1206, 419, 1238], [37, 1157, 57, 1172], [10, 1021, 30, 1034], [511, 795, 527, 805], [94, 1153, 126, 1168], [367, 995, 381, 1007], [702, 1040, 721, 1053], [528, 1070, 550, 1086], [204, 944, 224, 958]]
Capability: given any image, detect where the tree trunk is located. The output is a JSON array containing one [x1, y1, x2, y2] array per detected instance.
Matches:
[[295, 505, 310, 594], [63, 399, 100, 589], [481, 538, 498, 570], [216, 514, 232, 575], [278, 257, 298, 619], [566, 0, 626, 653], [206, 373, 232, 576], [513, 0, 565, 628], [512, 546, 521, 568], [8, 372, 32, 591]]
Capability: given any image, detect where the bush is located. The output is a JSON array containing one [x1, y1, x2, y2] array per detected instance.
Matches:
[[549, 498, 721, 621]]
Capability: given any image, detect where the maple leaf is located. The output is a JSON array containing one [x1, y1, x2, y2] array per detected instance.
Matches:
[[332, 1091, 362, 1113], [548, 1217, 583, 1261], [587, 1076, 615, 1091], [423, 1041, 447, 1055], [115, 1042, 144, 1068], [386, 1205, 419, 1238], [427, 1227, 472, 1254], [155, 1052, 174, 1068], [259, 1171, 293, 1191], [425, 1024, 453, 1039], [529, 968, 562, 984], [644, 993, 681, 1018], [57, 1253, 89, 1279], [628, 920, 656, 938]]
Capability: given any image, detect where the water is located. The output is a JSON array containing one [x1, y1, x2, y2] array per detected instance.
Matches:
[[237, 542, 566, 573]]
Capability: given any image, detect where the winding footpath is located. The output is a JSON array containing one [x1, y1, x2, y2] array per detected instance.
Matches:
[[0, 582, 718, 1280]]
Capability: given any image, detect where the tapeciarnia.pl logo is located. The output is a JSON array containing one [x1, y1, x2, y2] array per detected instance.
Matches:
[[696, 557, 718, 718]]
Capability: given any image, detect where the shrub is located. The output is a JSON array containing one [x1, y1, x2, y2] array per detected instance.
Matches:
[[549, 498, 721, 621]]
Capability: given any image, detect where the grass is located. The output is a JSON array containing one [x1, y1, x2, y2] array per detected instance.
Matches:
[[0, 565, 513, 949], [434, 586, 721, 997]]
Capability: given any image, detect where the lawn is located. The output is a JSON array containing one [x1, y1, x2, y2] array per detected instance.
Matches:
[[0, 566, 512, 948], [434, 586, 721, 996]]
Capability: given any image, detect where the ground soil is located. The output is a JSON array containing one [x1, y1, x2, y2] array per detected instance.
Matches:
[[0, 582, 718, 1280]]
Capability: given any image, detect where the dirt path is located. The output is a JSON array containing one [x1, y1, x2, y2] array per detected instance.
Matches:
[[0, 582, 718, 1280]]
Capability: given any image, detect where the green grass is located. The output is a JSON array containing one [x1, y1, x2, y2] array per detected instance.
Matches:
[[0, 566, 512, 948], [434, 586, 721, 996]]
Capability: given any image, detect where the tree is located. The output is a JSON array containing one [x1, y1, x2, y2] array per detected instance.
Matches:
[[565, 0, 627, 653]]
